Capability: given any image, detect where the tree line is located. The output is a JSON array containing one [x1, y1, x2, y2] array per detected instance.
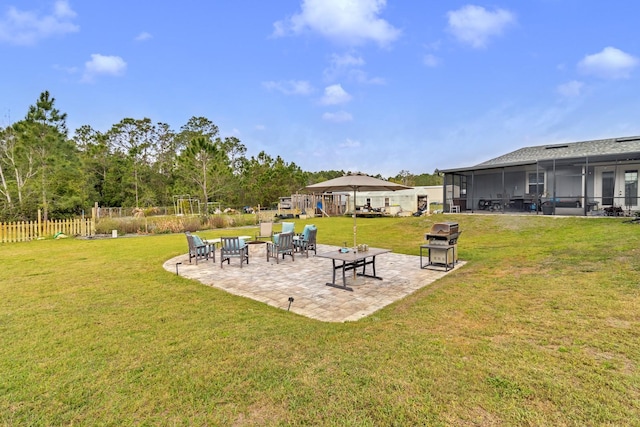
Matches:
[[0, 91, 441, 221]]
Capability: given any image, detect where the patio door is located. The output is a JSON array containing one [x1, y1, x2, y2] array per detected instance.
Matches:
[[602, 171, 614, 206], [625, 170, 638, 208]]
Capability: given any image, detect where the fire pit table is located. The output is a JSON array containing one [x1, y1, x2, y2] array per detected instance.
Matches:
[[245, 240, 268, 260]]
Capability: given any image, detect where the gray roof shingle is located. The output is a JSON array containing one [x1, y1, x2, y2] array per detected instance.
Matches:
[[477, 136, 640, 167]]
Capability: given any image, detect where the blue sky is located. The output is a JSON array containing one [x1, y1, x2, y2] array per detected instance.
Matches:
[[2, 1, 640, 177]]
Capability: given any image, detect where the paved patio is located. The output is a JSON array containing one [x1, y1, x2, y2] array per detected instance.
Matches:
[[163, 244, 464, 322]]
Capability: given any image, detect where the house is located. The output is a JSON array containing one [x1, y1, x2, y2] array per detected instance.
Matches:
[[354, 186, 442, 215], [285, 186, 443, 217], [440, 136, 640, 216]]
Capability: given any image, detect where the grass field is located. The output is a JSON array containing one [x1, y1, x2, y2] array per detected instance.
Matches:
[[1, 213, 639, 425]]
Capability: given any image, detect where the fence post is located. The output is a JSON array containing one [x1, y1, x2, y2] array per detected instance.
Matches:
[[38, 209, 42, 239]]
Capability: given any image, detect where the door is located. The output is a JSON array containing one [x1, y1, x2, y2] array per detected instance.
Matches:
[[625, 170, 638, 208], [602, 171, 614, 206]]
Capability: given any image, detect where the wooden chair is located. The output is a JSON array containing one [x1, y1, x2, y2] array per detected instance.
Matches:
[[267, 232, 295, 264], [294, 225, 317, 258], [220, 237, 249, 268], [255, 221, 274, 241], [272, 222, 295, 244], [185, 232, 215, 264]]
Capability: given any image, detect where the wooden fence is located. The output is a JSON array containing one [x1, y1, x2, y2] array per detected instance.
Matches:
[[0, 217, 95, 243]]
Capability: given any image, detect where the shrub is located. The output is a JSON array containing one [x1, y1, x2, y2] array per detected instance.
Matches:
[[209, 215, 226, 229], [95, 217, 146, 234]]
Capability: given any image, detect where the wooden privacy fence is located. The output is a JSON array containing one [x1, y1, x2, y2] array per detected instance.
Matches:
[[0, 217, 95, 243]]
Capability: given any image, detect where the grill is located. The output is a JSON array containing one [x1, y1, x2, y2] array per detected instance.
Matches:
[[424, 222, 460, 265], [425, 221, 459, 245]]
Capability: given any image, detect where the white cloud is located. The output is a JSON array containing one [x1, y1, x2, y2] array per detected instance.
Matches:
[[423, 54, 441, 67], [330, 52, 365, 68], [273, 0, 401, 47], [255, 124, 266, 131], [82, 54, 127, 82], [557, 80, 584, 97], [262, 80, 314, 95], [135, 32, 152, 41], [322, 111, 353, 122], [447, 5, 515, 49], [339, 138, 361, 148], [320, 84, 352, 105], [578, 47, 639, 79], [348, 69, 385, 84], [0, 0, 79, 45], [323, 52, 384, 84]]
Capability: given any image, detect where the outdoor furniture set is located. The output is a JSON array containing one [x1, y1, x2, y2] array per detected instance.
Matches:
[[184, 222, 318, 268], [184, 217, 461, 292]]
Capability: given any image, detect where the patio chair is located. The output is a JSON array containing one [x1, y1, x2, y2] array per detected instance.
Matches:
[[267, 232, 295, 264], [220, 237, 249, 268], [293, 225, 317, 258], [185, 231, 215, 264], [255, 221, 274, 241], [272, 221, 295, 245]]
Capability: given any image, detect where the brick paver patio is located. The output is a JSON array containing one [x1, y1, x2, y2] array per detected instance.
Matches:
[[163, 244, 464, 322]]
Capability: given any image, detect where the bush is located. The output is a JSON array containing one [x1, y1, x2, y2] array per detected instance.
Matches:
[[95, 213, 258, 235], [95, 217, 151, 235], [97, 215, 219, 234], [209, 215, 226, 229]]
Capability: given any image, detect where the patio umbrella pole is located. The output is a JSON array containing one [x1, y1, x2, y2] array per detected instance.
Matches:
[[353, 187, 357, 280], [353, 187, 357, 249]]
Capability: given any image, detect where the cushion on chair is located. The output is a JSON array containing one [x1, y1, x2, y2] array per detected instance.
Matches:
[[282, 222, 295, 234], [192, 234, 213, 256], [301, 224, 315, 240], [274, 223, 294, 245]]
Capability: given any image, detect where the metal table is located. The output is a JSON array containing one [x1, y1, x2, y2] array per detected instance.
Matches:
[[316, 248, 391, 291]]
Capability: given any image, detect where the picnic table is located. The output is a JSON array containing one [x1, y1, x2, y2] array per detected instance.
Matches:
[[316, 247, 391, 291]]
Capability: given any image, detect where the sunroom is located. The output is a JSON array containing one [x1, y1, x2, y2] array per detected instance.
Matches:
[[440, 136, 640, 216]]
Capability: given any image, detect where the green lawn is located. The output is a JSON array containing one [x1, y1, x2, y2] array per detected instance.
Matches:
[[1, 214, 639, 425]]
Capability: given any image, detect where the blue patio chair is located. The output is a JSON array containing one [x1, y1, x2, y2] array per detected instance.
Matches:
[[272, 221, 295, 245], [267, 232, 295, 264], [185, 232, 215, 264], [294, 225, 317, 258]]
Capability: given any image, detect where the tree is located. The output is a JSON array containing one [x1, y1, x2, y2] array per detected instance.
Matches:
[[178, 117, 219, 151], [241, 151, 307, 208], [178, 136, 220, 205], [391, 170, 416, 186], [74, 125, 110, 205], [16, 91, 77, 220], [107, 118, 157, 207], [175, 119, 247, 209]]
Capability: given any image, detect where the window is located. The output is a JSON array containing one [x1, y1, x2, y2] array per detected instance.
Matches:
[[625, 170, 638, 207], [528, 172, 544, 195]]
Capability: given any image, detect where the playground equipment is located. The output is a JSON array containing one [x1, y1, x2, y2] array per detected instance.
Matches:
[[173, 195, 201, 216]]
